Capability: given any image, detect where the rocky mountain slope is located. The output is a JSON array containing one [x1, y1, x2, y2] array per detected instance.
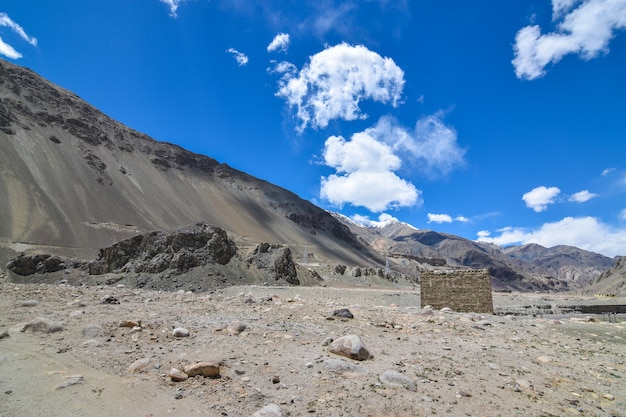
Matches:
[[583, 256, 626, 296], [0, 58, 618, 292], [0, 59, 381, 278]]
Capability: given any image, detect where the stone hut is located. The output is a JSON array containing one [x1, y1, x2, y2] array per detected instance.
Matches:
[[420, 269, 493, 314]]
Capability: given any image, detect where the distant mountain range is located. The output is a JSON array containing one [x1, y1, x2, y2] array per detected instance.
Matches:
[[0, 59, 620, 293]]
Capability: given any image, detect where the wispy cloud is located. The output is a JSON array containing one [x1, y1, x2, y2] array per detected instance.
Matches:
[[0, 12, 37, 59], [275, 43, 405, 132], [512, 0, 626, 79], [476, 216, 626, 257], [226, 48, 249, 66], [267, 33, 290, 53], [569, 189, 598, 202], [602, 167, 616, 176], [522, 186, 561, 212], [159, 0, 186, 17]]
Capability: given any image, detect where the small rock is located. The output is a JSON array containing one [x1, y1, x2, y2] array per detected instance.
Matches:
[[253, 403, 284, 417], [20, 300, 39, 307], [55, 375, 84, 390], [20, 318, 63, 334], [333, 308, 354, 319], [271, 375, 280, 384], [227, 321, 248, 335], [184, 361, 220, 378], [102, 296, 120, 304], [324, 358, 369, 377], [328, 334, 373, 361], [118, 320, 141, 328], [128, 357, 151, 374], [458, 390, 472, 397], [440, 307, 453, 313], [81, 339, 102, 348], [169, 368, 188, 382], [536, 356, 552, 364], [172, 327, 189, 337], [475, 320, 492, 327], [0, 329, 9, 340], [321, 337, 334, 346], [602, 393, 615, 401], [82, 324, 103, 338], [379, 370, 416, 392]]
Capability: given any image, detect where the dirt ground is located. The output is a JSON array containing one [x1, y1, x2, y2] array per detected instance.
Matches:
[[1, 282, 624, 417]]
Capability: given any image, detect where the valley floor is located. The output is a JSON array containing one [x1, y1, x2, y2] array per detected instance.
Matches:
[[0, 282, 625, 416]]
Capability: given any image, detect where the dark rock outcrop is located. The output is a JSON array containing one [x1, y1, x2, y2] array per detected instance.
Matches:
[[88, 222, 237, 275]]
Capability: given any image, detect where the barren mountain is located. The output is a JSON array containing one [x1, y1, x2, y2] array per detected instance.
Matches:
[[584, 256, 626, 296], [0, 59, 381, 277], [334, 215, 616, 292], [0, 58, 617, 292]]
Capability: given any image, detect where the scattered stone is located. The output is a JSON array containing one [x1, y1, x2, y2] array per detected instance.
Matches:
[[55, 375, 84, 390], [227, 321, 247, 335], [333, 308, 354, 319], [475, 320, 492, 327], [328, 334, 373, 361], [602, 393, 615, 401], [118, 320, 141, 328], [20, 317, 63, 333], [440, 307, 453, 313], [0, 329, 9, 340], [323, 358, 369, 377], [81, 339, 102, 348], [536, 356, 552, 364], [253, 403, 284, 417], [271, 375, 280, 384], [379, 370, 416, 392], [20, 300, 39, 307], [184, 361, 220, 378], [321, 336, 334, 346], [172, 327, 189, 337], [128, 357, 151, 374], [102, 296, 120, 304], [458, 390, 472, 397], [82, 324, 103, 338], [169, 368, 188, 382]]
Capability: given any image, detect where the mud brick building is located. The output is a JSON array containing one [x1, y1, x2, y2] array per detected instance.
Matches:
[[420, 269, 493, 314]]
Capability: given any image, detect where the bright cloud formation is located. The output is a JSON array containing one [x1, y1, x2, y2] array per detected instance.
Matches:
[[522, 186, 561, 212], [477, 216, 626, 257], [427, 213, 469, 224], [275, 43, 405, 132], [512, 0, 626, 79], [226, 48, 249, 66], [319, 113, 465, 212], [569, 189, 598, 202], [267, 33, 290, 53], [0, 13, 37, 59], [320, 132, 420, 212]]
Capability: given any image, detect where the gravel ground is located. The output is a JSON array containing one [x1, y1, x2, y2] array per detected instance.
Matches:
[[1, 282, 624, 417]]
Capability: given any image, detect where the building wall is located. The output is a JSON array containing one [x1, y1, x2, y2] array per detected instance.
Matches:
[[420, 269, 493, 314]]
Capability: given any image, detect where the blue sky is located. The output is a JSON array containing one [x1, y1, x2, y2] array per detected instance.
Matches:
[[2, 0, 626, 257]]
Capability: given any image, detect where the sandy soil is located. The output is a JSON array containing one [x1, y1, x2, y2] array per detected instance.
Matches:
[[1, 282, 624, 417]]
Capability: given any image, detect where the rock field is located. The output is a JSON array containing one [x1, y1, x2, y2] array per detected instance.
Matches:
[[0, 282, 624, 416]]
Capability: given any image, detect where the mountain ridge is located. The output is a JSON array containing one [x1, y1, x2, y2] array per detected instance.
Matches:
[[0, 58, 617, 292]]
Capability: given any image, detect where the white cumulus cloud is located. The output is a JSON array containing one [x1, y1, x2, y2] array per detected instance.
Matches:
[[569, 189, 598, 202], [512, 0, 626, 79], [522, 186, 561, 212], [476, 216, 626, 257], [267, 33, 290, 53], [276, 43, 405, 132], [0, 12, 37, 59], [320, 133, 420, 212], [226, 48, 249, 66], [427, 213, 453, 224]]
